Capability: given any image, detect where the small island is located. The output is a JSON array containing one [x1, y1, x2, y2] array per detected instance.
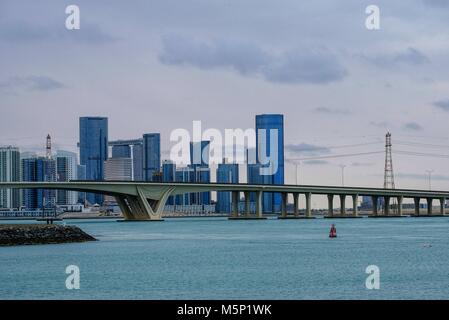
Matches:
[[0, 224, 97, 246]]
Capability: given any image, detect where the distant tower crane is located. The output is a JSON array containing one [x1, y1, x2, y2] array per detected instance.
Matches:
[[383, 132, 397, 214]]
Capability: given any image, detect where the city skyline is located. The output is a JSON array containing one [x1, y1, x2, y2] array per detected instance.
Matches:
[[2, 1, 449, 192]]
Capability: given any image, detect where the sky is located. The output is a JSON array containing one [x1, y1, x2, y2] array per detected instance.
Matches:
[[1, 0, 449, 198]]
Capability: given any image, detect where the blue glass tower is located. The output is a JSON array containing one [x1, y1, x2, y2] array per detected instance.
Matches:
[[21, 157, 56, 209], [162, 160, 176, 205], [132, 144, 143, 181], [189, 141, 210, 205], [143, 133, 161, 181], [79, 116, 108, 205], [216, 163, 239, 213], [112, 145, 131, 158], [254, 114, 284, 213], [175, 167, 194, 205], [190, 141, 210, 167]]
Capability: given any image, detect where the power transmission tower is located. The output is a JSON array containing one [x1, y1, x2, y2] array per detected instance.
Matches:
[[383, 132, 397, 213], [46, 134, 52, 159]]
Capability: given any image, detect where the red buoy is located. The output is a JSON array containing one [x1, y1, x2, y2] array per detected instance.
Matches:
[[329, 224, 337, 238]]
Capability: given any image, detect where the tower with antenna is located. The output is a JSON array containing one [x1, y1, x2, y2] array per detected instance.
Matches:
[[383, 132, 397, 213], [46, 134, 52, 159]]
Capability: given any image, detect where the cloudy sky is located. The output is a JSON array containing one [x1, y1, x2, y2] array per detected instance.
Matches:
[[2, 0, 449, 197]]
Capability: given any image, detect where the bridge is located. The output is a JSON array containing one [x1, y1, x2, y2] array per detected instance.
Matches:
[[1, 182, 449, 220]]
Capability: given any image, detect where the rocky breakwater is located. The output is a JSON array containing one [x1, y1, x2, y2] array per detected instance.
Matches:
[[0, 224, 97, 246]]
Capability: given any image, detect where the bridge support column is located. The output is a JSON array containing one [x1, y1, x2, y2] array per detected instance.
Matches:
[[305, 192, 312, 218], [115, 196, 134, 220], [339, 195, 346, 216], [327, 194, 334, 217], [384, 196, 390, 216], [256, 191, 263, 218], [114, 186, 173, 221], [281, 193, 288, 218], [372, 196, 379, 216], [440, 198, 446, 216], [244, 191, 251, 217], [397, 196, 403, 216], [231, 191, 239, 218], [414, 198, 420, 216], [427, 198, 433, 216], [352, 194, 358, 217], [293, 193, 299, 217]]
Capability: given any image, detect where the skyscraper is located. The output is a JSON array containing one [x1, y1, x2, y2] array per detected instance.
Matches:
[[162, 160, 176, 182], [132, 144, 143, 181], [190, 141, 210, 167], [112, 145, 131, 158], [162, 160, 176, 205], [194, 167, 211, 205], [216, 162, 239, 213], [175, 167, 194, 205], [142, 133, 161, 181], [79, 117, 108, 205], [189, 141, 211, 205], [253, 114, 284, 213], [0, 146, 21, 209], [104, 158, 133, 181], [22, 156, 57, 210], [56, 150, 78, 205]]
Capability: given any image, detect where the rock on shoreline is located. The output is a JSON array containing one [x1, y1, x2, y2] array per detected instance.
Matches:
[[0, 224, 97, 246]]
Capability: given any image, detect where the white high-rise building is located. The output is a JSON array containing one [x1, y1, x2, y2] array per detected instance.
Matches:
[[56, 150, 78, 205], [0, 146, 21, 209], [104, 157, 133, 181]]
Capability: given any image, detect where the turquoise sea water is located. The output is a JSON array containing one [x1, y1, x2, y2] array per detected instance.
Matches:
[[1, 217, 449, 300]]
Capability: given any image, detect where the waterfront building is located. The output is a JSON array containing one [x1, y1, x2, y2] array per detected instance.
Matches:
[[175, 167, 194, 205], [79, 116, 108, 205], [162, 160, 176, 205], [189, 141, 211, 205], [252, 114, 284, 213], [56, 150, 78, 205], [104, 157, 133, 181], [112, 145, 131, 158], [132, 144, 143, 181], [21, 156, 57, 209], [0, 146, 21, 209], [216, 162, 239, 213], [143, 133, 161, 181]]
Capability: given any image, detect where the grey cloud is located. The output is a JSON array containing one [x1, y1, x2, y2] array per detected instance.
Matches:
[[159, 35, 347, 85], [262, 50, 347, 84], [285, 143, 331, 156], [403, 122, 423, 131], [0, 75, 65, 92], [313, 106, 351, 115], [159, 34, 270, 75], [433, 99, 449, 111], [362, 47, 430, 68]]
